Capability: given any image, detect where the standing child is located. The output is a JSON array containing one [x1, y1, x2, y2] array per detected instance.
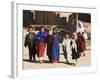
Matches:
[[77, 32, 86, 56], [24, 25, 37, 62], [71, 33, 80, 66], [76, 21, 86, 56], [36, 27, 46, 63], [46, 28, 53, 62], [51, 28, 60, 63], [62, 34, 72, 64]]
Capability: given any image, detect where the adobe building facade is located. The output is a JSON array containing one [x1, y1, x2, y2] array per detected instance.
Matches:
[[23, 10, 90, 33]]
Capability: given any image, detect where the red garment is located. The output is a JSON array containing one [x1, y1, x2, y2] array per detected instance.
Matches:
[[38, 41, 45, 57], [77, 32, 86, 52], [52, 59, 59, 63]]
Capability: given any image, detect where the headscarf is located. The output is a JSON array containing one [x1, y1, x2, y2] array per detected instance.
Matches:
[[76, 21, 84, 33]]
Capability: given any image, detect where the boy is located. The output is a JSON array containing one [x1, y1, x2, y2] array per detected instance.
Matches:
[[24, 25, 37, 62]]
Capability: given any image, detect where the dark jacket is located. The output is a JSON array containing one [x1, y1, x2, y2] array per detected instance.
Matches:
[[24, 32, 36, 49]]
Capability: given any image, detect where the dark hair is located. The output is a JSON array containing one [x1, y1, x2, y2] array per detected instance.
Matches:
[[28, 25, 33, 29], [27, 25, 33, 31], [40, 26, 45, 32], [53, 28, 57, 34]]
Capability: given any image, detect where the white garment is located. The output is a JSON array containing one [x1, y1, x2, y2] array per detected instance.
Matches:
[[82, 32, 88, 40], [76, 21, 84, 33], [39, 57, 44, 61], [71, 39, 77, 53], [62, 39, 72, 61], [59, 43, 63, 54], [76, 21, 88, 40]]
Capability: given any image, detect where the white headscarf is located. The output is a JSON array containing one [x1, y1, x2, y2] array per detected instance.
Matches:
[[76, 21, 84, 33], [71, 33, 78, 52]]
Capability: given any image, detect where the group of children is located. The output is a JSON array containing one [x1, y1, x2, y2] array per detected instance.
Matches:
[[62, 33, 80, 66], [24, 25, 86, 66]]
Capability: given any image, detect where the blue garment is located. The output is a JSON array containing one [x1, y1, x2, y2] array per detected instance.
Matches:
[[52, 33, 60, 60], [36, 32, 46, 42]]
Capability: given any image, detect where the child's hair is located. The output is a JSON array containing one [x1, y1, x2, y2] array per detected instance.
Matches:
[[65, 33, 71, 39], [53, 27, 57, 34], [40, 26, 45, 31], [65, 34, 69, 38], [72, 33, 78, 40], [27, 25, 33, 31]]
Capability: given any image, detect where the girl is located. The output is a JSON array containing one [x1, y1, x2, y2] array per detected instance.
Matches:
[[51, 28, 60, 63], [77, 32, 86, 56], [76, 21, 86, 56], [46, 28, 52, 62], [71, 33, 80, 66], [36, 27, 46, 63]]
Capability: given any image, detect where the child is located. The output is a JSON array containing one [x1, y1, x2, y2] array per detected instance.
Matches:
[[51, 28, 60, 63], [46, 28, 53, 62], [62, 34, 72, 64], [77, 32, 86, 56], [76, 21, 86, 56], [24, 25, 37, 62], [36, 27, 46, 63], [71, 33, 80, 66]]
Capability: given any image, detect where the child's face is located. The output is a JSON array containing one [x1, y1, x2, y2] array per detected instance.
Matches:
[[66, 34, 69, 39], [49, 31, 52, 35], [53, 29, 56, 33], [41, 28, 45, 32], [29, 28, 33, 32], [73, 34, 77, 39]]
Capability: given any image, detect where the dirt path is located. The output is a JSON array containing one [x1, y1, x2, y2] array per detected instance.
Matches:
[[23, 45, 91, 69]]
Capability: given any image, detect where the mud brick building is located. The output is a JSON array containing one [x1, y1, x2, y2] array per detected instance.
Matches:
[[23, 10, 90, 33]]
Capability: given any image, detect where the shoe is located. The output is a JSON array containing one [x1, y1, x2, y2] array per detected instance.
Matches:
[[83, 53, 85, 56], [39, 60, 43, 64], [66, 60, 70, 64], [73, 63, 76, 66], [29, 59, 32, 62]]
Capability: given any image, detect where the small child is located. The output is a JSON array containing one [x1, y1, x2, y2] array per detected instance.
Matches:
[[70, 33, 80, 66], [62, 34, 72, 64], [24, 25, 37, 62], [36, 27, 46, 63], [51, 28, 60, 63]]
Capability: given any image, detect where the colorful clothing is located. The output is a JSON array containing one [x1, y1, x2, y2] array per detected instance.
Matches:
[[38, 41, 45, 57], [77, 32, 86, 52], [36, 32, 46, 58], [51, 33, 60, 63]]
